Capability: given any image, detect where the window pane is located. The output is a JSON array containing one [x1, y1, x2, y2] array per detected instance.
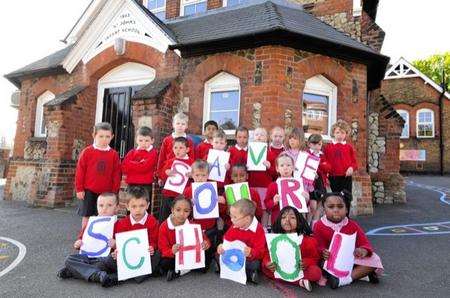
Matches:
[[210, 90, 239, 111], [398, 111, 408, 138], [210, 111, 238, 130], [418, 124, 433, 137], [418, 111, 432, 123], [196, 2, 207, 13], [155, 10, 166, 20], [302, 92, 329, 135], [227, 0, 247, 6], [40, 114, 46, 135], [157, 0, 166, 8], [184, 4, 196, 16], [147, 0, 157, 9]]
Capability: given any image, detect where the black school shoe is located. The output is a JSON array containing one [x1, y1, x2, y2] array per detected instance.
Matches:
[[56, 267, 73, 279], [166, 270, 180, 282], [368, 271, 379, 284], [249, 270, 259, 284], [326, 273, 339, 289], [89, 271, 118, 288]]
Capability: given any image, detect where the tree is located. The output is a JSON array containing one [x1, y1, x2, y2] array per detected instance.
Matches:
[[413, 52, 450, 91]]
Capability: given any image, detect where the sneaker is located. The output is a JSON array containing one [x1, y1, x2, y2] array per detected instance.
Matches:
[[327, 274, 339, 289], [166, 270, 180, 282], [368, 271, 379, 284], [249, 270, 259, 284], [299, 279, 312, 292], [56, 267, 72, 279], [102, 274, 118, 288]]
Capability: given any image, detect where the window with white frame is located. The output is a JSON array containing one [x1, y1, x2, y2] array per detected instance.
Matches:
[[302, 75, 337, 138], [224, 0, 249, 7], [416, 108, 435, 138], [181, 0, 207, 16], [144, 0, 166, 20], [35, 91, 55, 137], [204, 72, 240, 134], [396, 110, 409, 139]]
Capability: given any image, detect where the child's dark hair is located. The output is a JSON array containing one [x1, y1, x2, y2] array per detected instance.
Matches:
[[136, 126, 153, 138], [231, 163, 247, 173], [235, 126, 249, 136], [191, 159, 209, 172], [98, 192, 118, 205], [204, 120, 219, 130], [308, 133, 322, 144], [93, 122, 113, 134], [126, 186, 149, 202], [173, 136, 188, 147], [272, 206, 312, 236], [171, 195, 192, 209], [231, 199, 256, 217], [322, 190, 353, 212]]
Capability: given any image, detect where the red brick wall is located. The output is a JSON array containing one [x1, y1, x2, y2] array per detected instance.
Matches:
[[207, 0, 223, 10], [381, 77, 447, 173], [166, 0, 181, 19]]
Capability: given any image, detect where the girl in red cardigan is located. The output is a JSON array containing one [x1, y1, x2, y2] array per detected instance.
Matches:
[[313, 192, 383, 289], [265, 154, 310, 226], [158, 196, 211, 281], [263, 206, 322, 292]]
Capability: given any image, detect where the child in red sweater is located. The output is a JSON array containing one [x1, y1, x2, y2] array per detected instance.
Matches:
[[217, 199, 266, 284], [158, 196, 211, 281], [248, 127, 276, 228], [57, 193, 118, 287], [122, 126, 157, 212], [75, 122, 121, 228], [323, 120, 357, 213], [227, 126, 249, 182], [183, 159, 226, 252], [157, 112, 195, 184], [263, 206, 322, 292], [159, 136, 194, 222], [265, 154, 310, 226], [269, 126, 285, 158], [203, 129, 231, 193], [306, 134, 331, 226], [313, 192, 383, 289], [196, 120, 218, 159]]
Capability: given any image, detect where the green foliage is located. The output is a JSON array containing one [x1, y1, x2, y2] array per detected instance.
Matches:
[[413, 52, 450, 91]]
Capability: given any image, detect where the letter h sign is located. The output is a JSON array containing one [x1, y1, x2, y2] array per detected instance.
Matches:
[[175, 224, 205, 271]]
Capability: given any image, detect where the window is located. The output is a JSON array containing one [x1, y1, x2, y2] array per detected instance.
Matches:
[[145, 0, 166, 21], [204, 72, 240, 134], [302, 75, 337, 139], [416, 108, 435, 138], [224, 0, 248, 7], [181, 0, 207, 16], [397, 110, 409, 139], [35, 91, 55, 137]]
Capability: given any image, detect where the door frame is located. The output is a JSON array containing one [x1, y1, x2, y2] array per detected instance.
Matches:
[[95, 62, 156, 123]]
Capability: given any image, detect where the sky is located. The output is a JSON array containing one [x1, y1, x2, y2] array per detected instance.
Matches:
[[0, 0, 449, 148]]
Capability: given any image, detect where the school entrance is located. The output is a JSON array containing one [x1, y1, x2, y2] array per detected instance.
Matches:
[[96, 62, 156, 157]]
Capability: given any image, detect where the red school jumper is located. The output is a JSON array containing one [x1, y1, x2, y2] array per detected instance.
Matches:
[[158, 218, 210, 258], [75, 145, 121, 194], [248, 148, 278, 189], [121, 146, 158, 185], [159, 156, 194, 198], [223, 217, 266, 262], [307, 149, 331, 187], [262, 235, 322, 282], [114, 213, 159, 250], [323, 141, 358, 177], [264, 181, 281, 225], [196, 140, 213, 161], [157, 134, 195, 176]]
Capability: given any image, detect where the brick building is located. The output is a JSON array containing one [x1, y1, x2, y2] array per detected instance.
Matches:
[[4, 0, 405, 214], [382, 57, 450, 174]]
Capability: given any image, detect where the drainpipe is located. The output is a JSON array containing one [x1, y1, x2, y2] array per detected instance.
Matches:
[[439, 68, 446, 175]]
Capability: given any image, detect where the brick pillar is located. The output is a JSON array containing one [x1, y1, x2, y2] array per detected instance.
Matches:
[[166, 0, 181, 19], [351, 170, 373, 216], [207, 0, 223, 10]]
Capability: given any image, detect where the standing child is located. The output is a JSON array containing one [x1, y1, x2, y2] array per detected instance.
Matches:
[[217, 199, 266, 284], [228, 126, 249, 172], [284, 127, 306, 165], [75, 122, 121, 228], [323, 120, 357, 213], [268, 126, 285, 158], [183, 159, 226, 258], [196, 120, 218, 159], [265, 154, 309, 226], [122, 126, 158, 212], [313, 192, 383, 289], [57, 193, 119, 287], [202, 129, 230, 193], [157, 112, 195, 182], [306, 134, 331, 226], [158, 137, 195, 222], [158, 196, 211, 281], [263, 206, 322, 292]]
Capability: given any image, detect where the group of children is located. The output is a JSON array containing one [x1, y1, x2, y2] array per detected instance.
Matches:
[[59, 112, 382, 291]]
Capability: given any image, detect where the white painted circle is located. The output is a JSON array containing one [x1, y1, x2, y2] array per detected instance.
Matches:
[[0, 237, 27, 278]]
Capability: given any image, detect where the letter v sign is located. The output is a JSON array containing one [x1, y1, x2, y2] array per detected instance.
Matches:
[[247, 142, 267, 171]]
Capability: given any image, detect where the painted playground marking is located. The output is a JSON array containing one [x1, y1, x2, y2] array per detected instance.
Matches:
[[0, 237, 27, 278], [367, 180, 450, 236]]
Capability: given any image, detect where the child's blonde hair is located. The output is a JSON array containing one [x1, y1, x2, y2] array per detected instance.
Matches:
[[231, 198, 256, 217], [213, 129, 227, 140], [98, 192, 118, 205], [330, 120, 350, 137], [253, 127, 268, 141], [275, 152, 295, 167], [270, 126, 284, 136], [191, 159, 209, 172], [173, 112, 189, 124], [285, 127, 305, 150]]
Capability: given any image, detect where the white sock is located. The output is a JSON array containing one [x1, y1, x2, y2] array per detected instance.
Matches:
[[338, 276, 353, 287]]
